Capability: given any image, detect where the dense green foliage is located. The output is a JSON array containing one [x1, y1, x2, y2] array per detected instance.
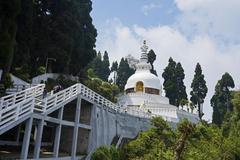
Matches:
[[162, 57, 187, 107], [0, 0, 20, 86], [190, 63, 208, 119], [84, 68, 120, 102], [211, 72, 235, 126], [93, 95, 240, 159], [89, 51, 111, 81], [175, 62, 188, 107], [0, 0, 97, 86], [45, 75, 77, 91], [147, 49, 157, 76], [92, 145, 122, 160], [102, 51, 111, 81], [116, 58, 135, 91]]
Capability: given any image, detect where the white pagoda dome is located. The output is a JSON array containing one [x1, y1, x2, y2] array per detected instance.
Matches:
[[125, 40, 162, 95], [118, 40, 199, 124]]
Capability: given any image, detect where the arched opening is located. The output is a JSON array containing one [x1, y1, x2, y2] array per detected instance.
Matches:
[[136, 81, 144, 92]]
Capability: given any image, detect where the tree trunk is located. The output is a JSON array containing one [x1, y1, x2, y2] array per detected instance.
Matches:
[[198, 102, 202, 120], [0, 0, 20, 84], [174, 135, 187, 160]]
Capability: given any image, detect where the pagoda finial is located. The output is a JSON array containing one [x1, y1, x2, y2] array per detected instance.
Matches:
[[141, 40, 148, 53], [140, 40, 148, 62]]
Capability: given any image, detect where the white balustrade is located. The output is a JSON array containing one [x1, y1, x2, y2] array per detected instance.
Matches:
[[0, 84, 44, 110], [0, 97, 35, 130], [0, 84, 44, 130], [0, 82, 153, 132]]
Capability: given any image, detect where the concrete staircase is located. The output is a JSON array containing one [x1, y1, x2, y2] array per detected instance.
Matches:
[[0, 83, 152, 159], [0, 84, 45, 134], [0, 83, 151, 136]]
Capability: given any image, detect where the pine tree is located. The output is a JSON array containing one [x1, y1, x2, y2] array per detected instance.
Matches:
[[190, 63, 208, 120], [147, 49, 157, 76], [91, 51, 102, 78], [175, 62, 188, 107], [0, 0, 97, 79], [111, 61, 118, 84], [101, 51, 110, 81], [211, 72, 235, 126], [162, 58, 187, 107], [111, 61, 118, 72], [116, 58, 134, 91], [0, 0, 21, 85], [162, 57, 177, 105]]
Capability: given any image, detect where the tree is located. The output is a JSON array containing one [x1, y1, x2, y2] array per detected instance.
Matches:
[[111, 114, 240, 160], [147, 49, 157, 76], [92, 145, 122, 160], [0, 0, 21, 86], [123, 117, 174, 160], [211, 72, 235, 126], [116, 58, 134, 91], [111, 61, 118, 72], [3, 0, 97, 79], [162, 57, 177, 105], [162, 58, 187, 107], [0, 0, 98, 85], [51, 0, 97, 75], [175, 62, 188, 107], [231, 91, 240, 114], [88, 51, 111, 81], [174, 119, 196, 160], [180, 99, 188, 110], [111, 61, 118, 84], [84, 69, 120, 102], [101, 51, 110, 81], [189, 101, 195, 113], [12, 0, 33, 80], [190, 63, 208, 120], [90, 51, 102, 78]]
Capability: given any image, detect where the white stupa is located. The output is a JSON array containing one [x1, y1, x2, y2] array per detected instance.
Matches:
[[118, 40, 199, 123]]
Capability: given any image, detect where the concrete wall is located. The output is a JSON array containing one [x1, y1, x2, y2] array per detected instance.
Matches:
[[87, 104, 151, 153], [57, 97, 152, 157]]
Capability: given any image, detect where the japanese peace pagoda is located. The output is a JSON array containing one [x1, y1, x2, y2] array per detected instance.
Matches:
[[118, 41, 199, 123]]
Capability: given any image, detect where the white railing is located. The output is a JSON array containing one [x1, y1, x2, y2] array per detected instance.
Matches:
[[0, 82, 152, 133], [33, 83, 151, 119], [35, 84, 79, 113], [0, 98, 35, 130], [34, 84, 121, 114], [6, 84, 33, 94], [79, 84, 119, 110], [0, 84, 45, 131], [0, 84, 45, 110]]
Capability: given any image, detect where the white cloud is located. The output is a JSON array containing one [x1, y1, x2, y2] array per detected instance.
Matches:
[[141, 3, 162, 15], [96, 18, 240, 121], [174, 0, 240, 42], [96, 18, 140, 62], [175, 0, 213, 11]]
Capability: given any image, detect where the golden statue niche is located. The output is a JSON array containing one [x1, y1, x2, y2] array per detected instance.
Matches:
[[136, 81, 144, 92]]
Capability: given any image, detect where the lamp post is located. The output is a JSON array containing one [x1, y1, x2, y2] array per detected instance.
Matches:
[[44, 57, 56, 82]]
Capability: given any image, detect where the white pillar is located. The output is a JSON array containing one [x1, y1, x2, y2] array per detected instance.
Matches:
[[53, 107, 64, 157], [21, 117, 33, 160], [71, 96, 81, 159], [100, 106, 105, 145], [33, 119, 44, 159]]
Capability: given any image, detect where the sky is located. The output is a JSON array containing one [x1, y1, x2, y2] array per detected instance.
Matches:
[[91, 0, 240, 121]]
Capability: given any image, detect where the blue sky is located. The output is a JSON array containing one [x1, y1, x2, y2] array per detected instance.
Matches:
[[91, 0, 240, 121], [92, 0, 179, 28]]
